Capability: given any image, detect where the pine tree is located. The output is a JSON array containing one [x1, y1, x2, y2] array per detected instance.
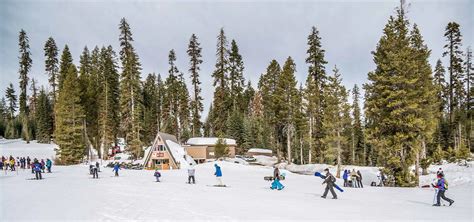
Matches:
[[58, 45, 73, 91], [162, 49, 180, 138], [433, 59, 450, 150], [187, 34, 203, 137], [203, 103, 214, 137], [228, 39, 245, 112], [36, 88, 53, 143], [242, 81, 255, 115], [227, 109, 245, 153], [18, 29, 32, 143], [211, 28, 230, 136], [142, 73, 159, 144], [119, 18, 143, 158], [464, 47, 473, 152], [0, 98, 7, 137], [305, 26, 327, 163], [177, 72, 191, 142], [214, 136, 229, 159], [5, 83, 17, 120], [55, 65, 85, 164], [98, 46, 120, 159], [322, 66, 349, 176], [351, 84, 364, 165], [44, 37, 59, 103], [274, 57, 298, 163]]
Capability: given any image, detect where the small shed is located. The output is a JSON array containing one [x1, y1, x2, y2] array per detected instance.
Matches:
[[247, 148, 273, 157]]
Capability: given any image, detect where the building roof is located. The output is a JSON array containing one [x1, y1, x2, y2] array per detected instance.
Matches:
[[187, 137, 237, 146], [158, 132, 178, 144], [247, 148, 273, 154]]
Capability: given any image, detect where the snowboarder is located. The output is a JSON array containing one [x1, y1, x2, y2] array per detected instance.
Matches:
[[46, 159, 52, 173], [357, 170, 363, 188], [321, 168, 337, 199], [154, 170, 161, 182], [188, 164, 196, 184], [343, 170, 349, 187], [113, 163, 120, 177], [271, 166, 285, 190], [91, 164, 99, 179], [33, 160, 42, 180], [432, 174, 454, 206], [214, 163, 224, 186]]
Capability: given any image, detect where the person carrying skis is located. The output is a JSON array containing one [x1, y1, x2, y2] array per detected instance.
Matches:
[[187, 164, 196, 184], [432, 173, 454, 206], [154, 170, 161, 182], [321, 168, 337, 199], [46, 159, 52, 173], [214, 163, 224, 186], [113, 163, 120, 177], [33, 160, 42, 180], [91, 164, 99, 179]]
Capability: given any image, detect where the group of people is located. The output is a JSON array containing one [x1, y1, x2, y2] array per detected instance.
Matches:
[[342, 169, 363, 188], [89, 162, 120, 179], [1, 155, 52, 180]]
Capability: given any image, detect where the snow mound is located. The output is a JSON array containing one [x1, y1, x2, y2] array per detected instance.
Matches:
[[187, 137, 236, 146], [247, 148, 272, 154], [419, 161, 473, 187]]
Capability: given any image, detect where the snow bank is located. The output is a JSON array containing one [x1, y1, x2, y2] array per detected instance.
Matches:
[[187, 137, 236, 146], [0, 139, 56, 160], [419, 161, 473, 187], [247, 148, 272, 154]]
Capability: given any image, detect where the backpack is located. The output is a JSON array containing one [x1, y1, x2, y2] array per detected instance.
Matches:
[[444, 179, 448, 190]]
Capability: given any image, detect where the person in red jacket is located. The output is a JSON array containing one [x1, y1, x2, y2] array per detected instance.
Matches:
[[432, 174, 454, 206]]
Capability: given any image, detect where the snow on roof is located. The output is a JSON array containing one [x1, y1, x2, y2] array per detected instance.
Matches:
[[247, 148, 273, 154], [165, 140, 195, 169], [187, 137, 237, 146]]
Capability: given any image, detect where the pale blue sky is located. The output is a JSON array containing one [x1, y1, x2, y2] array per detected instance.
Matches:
[[0, 0, 472, 115]]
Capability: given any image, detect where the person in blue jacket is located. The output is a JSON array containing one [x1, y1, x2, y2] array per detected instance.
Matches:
[[342, 170, 349, 187], [113, 163, 120, 177], [432, 173, 454, 206], [46, 159, 52, 173], [33, 160, 42, 180], [214, 163, 224, 186], [154, 170, 161, 182]]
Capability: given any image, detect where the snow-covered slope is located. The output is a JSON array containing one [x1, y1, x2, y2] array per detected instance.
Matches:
[[0, 140, 472, 221]]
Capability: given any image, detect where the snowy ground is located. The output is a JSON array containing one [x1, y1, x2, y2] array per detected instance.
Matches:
[[0, 140, 473, 221]]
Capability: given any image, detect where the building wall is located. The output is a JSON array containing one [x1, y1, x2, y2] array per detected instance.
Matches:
[[185, 145, 236, 161]]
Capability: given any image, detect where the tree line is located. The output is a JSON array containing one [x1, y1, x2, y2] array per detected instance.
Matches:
[[0, 6, 471, 186]]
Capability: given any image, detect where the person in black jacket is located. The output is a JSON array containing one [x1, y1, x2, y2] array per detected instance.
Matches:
[[321, 168, 337, 199], [357, 170, 363, 188]]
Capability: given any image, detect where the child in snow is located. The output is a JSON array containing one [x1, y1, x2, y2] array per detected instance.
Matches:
[[113, 163, 120, 177], [321, 168, 337, 199], [188, 164, 196, 184], [214, 163, 224, 186], [343, 170, 349, 187], [46, 159, 52, 173], [432, 174, 454, 206], [154, 170, 161, 182], [33, 160, 42, 180], [91, 165, 99, 179], [271, 166, 285, 190]]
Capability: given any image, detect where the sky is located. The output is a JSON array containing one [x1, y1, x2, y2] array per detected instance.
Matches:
[[0, 0, 472, 117]]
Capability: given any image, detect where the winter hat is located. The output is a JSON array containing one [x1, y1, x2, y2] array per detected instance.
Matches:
[[324, 168, 329, 172]]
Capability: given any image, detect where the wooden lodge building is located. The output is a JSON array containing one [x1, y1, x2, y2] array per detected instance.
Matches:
[[143, 132, 181, 170], [184, 137, 237, 163]]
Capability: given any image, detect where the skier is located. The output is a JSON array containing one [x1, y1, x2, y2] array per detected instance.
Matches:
[[187, 164, 196, 184], [214, 163, 224, 186], [154, 170, 161, 182], [91, 164, 99, 179], [432, 173, 454, 206], [357, 170, 363, 188], [33, 160, 42, 180], [342, 169, 349, 187], [321, 168, 337, 199], [46, 159, 52, 173], [26, 156, 31, 169], [10, 157, 15, 171], [95, 162, 100, 172], [113, 163, 120, 177], [40, 159, 46, 173]]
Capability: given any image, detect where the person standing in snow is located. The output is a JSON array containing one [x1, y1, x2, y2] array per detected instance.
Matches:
[[214, 163, 224, 186], [95, 162, 100, 172], [113, 163, 120, 177], [271, 166, 285, 190], [40, 159, 46, 173], [46, 159, 52, 173], [356, 170, 363, 188], [33, 160, 42, 180], [10, 157, 15, 171], [26, 156, 31, 169], [154, 170, 161, 182], [343, 170, 349, 187], [321, 168, 337, 199], [432, 173, 454, 206], [188, 164, 196, 184], [91, 164, 99, 179], [350, 169, 359, 188]]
